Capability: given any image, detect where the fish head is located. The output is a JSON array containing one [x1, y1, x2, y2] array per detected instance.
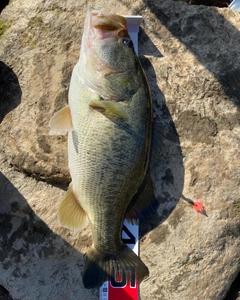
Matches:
[[78, 9, 139, 99]]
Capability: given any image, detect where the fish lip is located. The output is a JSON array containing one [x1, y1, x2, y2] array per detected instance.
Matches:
[[87, 9, 129, 39], [92, 13, 127, 31]]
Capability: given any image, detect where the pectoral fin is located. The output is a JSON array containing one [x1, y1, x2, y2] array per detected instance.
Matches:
[[49, 106, 73, 135], [58, 183, 89, 230], [89, 100, 129, 121]]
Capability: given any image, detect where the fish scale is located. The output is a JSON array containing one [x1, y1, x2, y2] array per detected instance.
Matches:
[[49, 9, 152, 289], [69, 63, 150, 251]]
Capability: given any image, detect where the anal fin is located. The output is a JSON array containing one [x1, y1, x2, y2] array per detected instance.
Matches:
[[58, 183, 89, 230]]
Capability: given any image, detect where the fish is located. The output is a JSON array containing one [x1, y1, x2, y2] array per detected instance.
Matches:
[[49, 9, 152, 289]]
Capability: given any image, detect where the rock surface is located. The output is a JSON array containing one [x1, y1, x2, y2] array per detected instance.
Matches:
[[0, 0, 240, 299]]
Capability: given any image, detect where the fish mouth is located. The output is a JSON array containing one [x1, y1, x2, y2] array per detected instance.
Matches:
[[79, 10, 132, 99], [87, 9, 130, 40], [92, 11, 126, 31]]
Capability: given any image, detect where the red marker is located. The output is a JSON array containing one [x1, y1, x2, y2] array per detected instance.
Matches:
[[193, 201, 208, 216], [181, 195, 208, 216]]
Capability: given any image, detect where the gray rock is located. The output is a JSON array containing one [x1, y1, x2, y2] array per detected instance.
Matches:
[[0, 0, 239, 299]]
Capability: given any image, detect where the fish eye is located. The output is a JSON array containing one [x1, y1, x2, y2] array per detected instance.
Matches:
[[122, 38, 133, 48], [123, 38, 130, 45]]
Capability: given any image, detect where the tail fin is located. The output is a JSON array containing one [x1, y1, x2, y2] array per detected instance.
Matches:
[[82, 245, 149, 289]]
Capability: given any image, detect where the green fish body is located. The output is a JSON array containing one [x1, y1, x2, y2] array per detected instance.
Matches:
[[49, 9, 152, 289]]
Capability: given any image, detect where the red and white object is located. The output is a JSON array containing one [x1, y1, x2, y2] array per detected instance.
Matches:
[[99, 219, 139, 300]]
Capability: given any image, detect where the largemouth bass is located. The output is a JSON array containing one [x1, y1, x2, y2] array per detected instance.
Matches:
[[49, 9, 152, 289]]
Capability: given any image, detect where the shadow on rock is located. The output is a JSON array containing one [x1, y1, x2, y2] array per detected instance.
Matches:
[[137, 40, 184, 237], [0, 0, 9, 14], [0, 285, 12, 300], [0, 172, 96, 299], [224, 271, 240, 300], [143, 0, 240, 109], [138, 27, 163, 58], [0, 61, 22, 123]]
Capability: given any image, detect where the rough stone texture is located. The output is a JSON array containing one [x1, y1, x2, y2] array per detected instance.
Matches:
[[0, 0, 240, 299]]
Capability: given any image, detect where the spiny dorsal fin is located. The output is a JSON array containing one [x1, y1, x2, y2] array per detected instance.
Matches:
[[89, 100, 129, 121], [58, 183, 89, 230], [49, 106, 73, 135]]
